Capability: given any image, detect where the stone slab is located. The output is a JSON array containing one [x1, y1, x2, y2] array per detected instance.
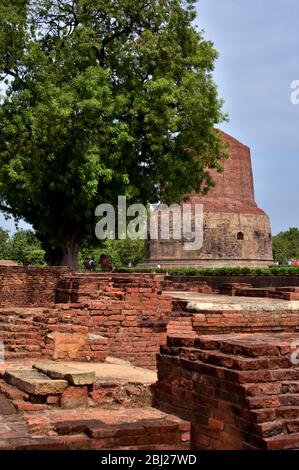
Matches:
[[5, 369, 68, 396], [33, 362, 96, 386], [167, 292, 299, 311]]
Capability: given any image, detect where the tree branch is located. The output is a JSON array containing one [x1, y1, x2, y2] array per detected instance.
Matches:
[[0, 202, 14, 214], [99, 26, 132, 66], [3, 68, 18, 79]]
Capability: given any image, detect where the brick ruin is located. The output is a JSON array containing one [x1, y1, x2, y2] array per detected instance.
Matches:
[[0, 266, 299, 450], [154, 333, 299, 450], [0, 267, 174, 368]]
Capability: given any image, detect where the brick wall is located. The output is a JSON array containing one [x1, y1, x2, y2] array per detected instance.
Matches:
[[1, 267, 299, 370], [191, 309, 299, 335], [0, 307, 108, 362], [153, 333, 299, 450], [0, 272, 174, 369], [0, 303, 170, 368], [1, 268, 299, 308], [162, 278, 212, 293], [0, 266, 70, 307], [163, 275, 299, 292], [168, 298, 299, 336], [54, 273, 174, 368]]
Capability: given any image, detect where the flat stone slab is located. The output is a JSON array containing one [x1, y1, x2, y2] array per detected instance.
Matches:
[[33, 362, 96, 386], [5, 370, 68, 396], [167, 292, 299, 312]]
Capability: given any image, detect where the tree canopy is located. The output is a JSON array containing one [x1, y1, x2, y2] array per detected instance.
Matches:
[[0, 0, 226, 268], [273, 227, 299, 262], [0, 225, 142, 267], [0, 227, 45, 264], [80, 237, 144, 269]]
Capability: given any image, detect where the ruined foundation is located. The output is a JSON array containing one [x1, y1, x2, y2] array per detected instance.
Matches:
[[1, 267, 299, 450]]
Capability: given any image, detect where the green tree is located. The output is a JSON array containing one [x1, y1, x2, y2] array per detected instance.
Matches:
[[114, 239, 144, 266], [0, 227, 10, 259], [27, 248, 46, 266], [79, 238, 144, 270], [273, 227, 299, 262], [9, 229, 43, 264], [0, 0, 226, 268], [79, 239, 121, 270], [0, 226, 46, 264]]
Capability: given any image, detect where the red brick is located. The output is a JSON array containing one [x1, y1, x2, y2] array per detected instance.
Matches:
[[60, 386, 88, 409]]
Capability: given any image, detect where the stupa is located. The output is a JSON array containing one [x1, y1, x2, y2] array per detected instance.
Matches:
[[142, 131, 273, 268]]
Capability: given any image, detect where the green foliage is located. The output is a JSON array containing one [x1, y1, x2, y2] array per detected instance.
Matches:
[[9, 230, 41, 264], [0, 227, 45, 264], [0, 0, 227, 267], [79, 238, 144, 270], [79, 240, 122, 270], [116, 266, 299, 276], [0, 227, 10, 259], [27, 249, 46, 266], [273, 227, 299, 261], [111, 239, 145, 267]]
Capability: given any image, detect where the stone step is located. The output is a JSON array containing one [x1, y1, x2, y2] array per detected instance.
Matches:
[[47, 409, 190, 450], [33, 362, 96, 386], [0, 379, 29, 401], [266, 432, 299, 450], [4, 369, 68, 396], [85, 418, 186, 449], [282, 293, 299, 301], [0, 406, 190, 450], [169, 333, 298, 360], [277, 287, 299, 293]]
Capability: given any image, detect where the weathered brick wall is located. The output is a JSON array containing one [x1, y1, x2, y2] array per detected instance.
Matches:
[[0, 266, 70, 307], [191, 309, 299, 335], [162, 278, 212, 293], [0, 307, 108, 362], [153, 333, 299, 450], [0, 303, 169, 368], [0, 307, 48, 359], [163, 275, 299, 292], [52, 305, 170, 369], [2, 267, 299, 370], [169, 299, 299, 335], [220, 284, 299, 300], [0, 272, 174, 369], [54, 273, 174, 368], [167, 316, 196, 338], [234, 286, 299, 301], [1, 268, 299, 307], [55, 273, 165, 303]]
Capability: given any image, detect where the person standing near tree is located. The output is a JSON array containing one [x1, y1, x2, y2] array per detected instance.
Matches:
[[99, 254, 113, 272]]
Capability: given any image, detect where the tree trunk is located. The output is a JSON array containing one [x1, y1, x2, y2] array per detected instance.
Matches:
[[44, 234, 80, 270], [44, 246, 64, 266], [61, 236, 80, 270]]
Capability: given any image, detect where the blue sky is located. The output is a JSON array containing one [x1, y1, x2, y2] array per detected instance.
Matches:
[[1, 0, 298, 235], [197, 0, 299, 234]]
